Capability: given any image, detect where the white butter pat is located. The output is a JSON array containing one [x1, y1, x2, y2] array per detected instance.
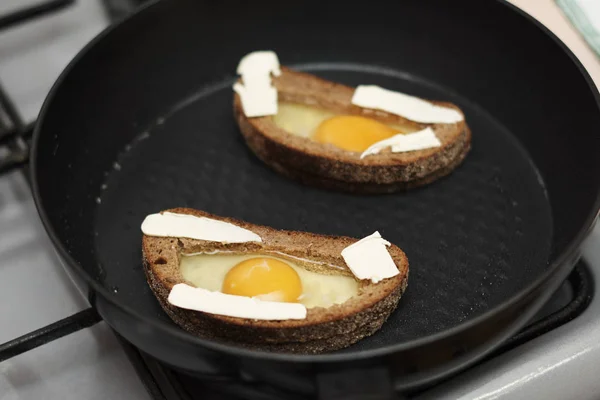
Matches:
[[351, 85, 464, 124], [233, 50, 281, 118], [168, 283, 307, 320], [341, 231, 399, 283], [141, 212, 262, 243], [360, 127, 442, 159]]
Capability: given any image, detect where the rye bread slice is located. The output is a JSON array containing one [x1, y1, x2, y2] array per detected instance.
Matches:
[[142, 207, 409, 354], [233, 67, 471, 193]]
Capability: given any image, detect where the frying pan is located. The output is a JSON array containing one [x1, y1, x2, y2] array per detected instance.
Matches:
[[2, 0, 600, 397]]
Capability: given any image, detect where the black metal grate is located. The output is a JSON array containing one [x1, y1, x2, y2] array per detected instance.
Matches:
[[0, 0, 75, 32], [0, 0, 76, 174]]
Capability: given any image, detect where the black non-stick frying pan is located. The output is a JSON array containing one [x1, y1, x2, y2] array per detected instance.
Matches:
[[3, 0, 600, 397]]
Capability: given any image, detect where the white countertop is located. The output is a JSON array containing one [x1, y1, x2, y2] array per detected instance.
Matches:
[[0, 1, 598, 400]]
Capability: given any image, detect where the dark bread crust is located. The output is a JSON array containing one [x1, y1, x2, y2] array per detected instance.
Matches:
[[233, 67, 471, 193], [142, 207, 409, 354], [267, 128, 471, 194]]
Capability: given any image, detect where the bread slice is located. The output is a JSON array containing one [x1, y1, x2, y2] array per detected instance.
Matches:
[[142, 207, 409, 354], [233, 67, 471, 193]]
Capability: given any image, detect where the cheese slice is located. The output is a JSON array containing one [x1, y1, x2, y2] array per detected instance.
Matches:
[[351, 85, 464, 124], [360, 127, 442, 159], [168, 283, 307, 320], [233, 50, 281, 118], [233, 82, 278, 118], [141, 212, 262, 243], [341, 231, 399, 283]]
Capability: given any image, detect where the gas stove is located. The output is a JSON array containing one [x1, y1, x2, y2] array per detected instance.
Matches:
[[1, 1, 600, 399]]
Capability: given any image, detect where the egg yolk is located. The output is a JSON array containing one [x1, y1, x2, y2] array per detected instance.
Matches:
[[222, 257, 303, 303], [313, 115, 398, 152]]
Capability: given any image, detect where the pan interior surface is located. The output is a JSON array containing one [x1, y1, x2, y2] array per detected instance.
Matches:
[[93, 64, 552, 353], [33, 0, 600, 361]]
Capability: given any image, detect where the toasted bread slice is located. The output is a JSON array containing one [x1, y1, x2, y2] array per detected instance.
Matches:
[[233, 67, 471, 193], [142, 207, 409, 354]]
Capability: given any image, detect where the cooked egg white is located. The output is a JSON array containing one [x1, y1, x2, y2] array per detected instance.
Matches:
[[272, 102, 417, 152], [180, 253, 359, 309]]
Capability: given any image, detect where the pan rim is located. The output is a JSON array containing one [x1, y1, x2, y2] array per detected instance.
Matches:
[[30, 0, 600, 363]]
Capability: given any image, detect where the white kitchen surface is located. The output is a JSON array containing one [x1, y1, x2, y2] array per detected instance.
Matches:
[[0, 1, 599, 400]]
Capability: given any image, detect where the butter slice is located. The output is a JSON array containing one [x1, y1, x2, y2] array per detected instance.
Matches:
[[168, 283, 307, 320], [360, 127, 441, 159], [351, 85, 463, 124], [341, 232, 399, 283], [233, 50, 281, 118], [141, 212, 262, 243]]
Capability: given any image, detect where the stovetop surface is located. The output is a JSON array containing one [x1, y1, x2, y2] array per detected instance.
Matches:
[[1, 1, 600, 400]]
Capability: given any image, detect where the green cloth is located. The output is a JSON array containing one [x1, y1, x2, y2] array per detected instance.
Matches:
[[556, 0, 600, 57]]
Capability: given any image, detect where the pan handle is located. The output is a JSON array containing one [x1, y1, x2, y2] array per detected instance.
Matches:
[[0, 307, 101, 362], [317, 366, 404, 400]]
